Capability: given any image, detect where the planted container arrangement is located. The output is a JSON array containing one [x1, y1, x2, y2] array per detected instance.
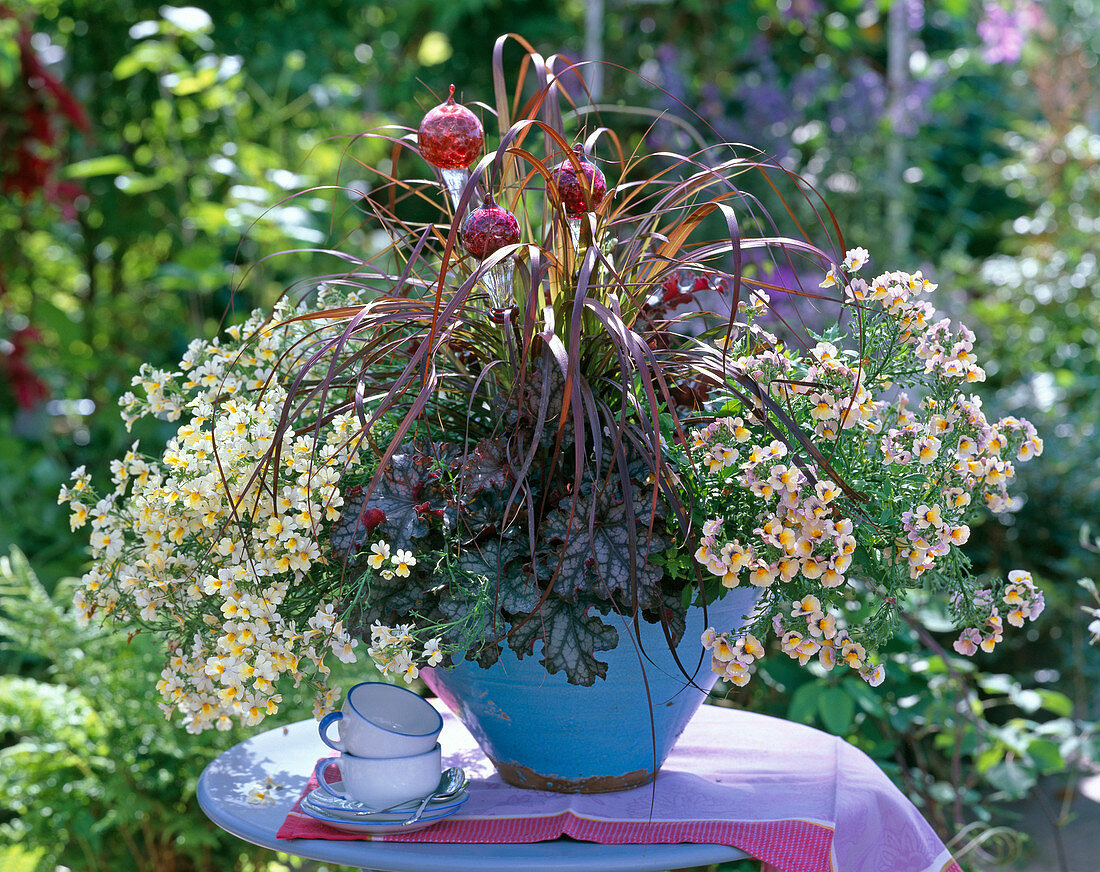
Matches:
[[65, 37, 1045, 791]]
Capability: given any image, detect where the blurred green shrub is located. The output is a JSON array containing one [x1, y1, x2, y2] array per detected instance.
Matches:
[[1, 4, 382, 588], [955, 7, 1100, 719], [0, 547, 265, 870]]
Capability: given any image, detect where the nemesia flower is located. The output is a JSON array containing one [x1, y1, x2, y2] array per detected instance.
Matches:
[[391, 549, 417, 577], [368, 541, 392, 569], [792, 595, 821, 616], [424, 638, 444, 666], [1087, 609, 1100, 644], [843, 247, 870, 272]]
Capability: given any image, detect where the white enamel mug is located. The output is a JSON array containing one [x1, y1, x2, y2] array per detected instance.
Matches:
[[313, 744, 442, 809], [318, 681, 443, 758]]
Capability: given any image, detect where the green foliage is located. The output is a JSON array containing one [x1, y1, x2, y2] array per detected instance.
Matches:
[[0, 547, 268, 871], [1, 3, 380, 588], [954, 11, 1100, 727]]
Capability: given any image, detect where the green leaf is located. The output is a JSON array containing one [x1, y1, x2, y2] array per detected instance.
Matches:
[[170, 67, 218, 96], [976, 745, 1005, 773], [818, 686, 856, 735], [977, 674, 1016, 696], [114, 173, 169, 194], [112, 41, 177, 79], [509, 598, 619, 686], [984, 759, 1036, 799], [161, 5, 213, 34], [1025, 739, 1064, 775], [62, 156, 134, 179], [0, 844, 46, 872], [0, 24, 20, 90], [1036, 689, 1074, 718], [1013, 689, 1043, 714], [787, 681, 822, 725], [844, 677, 885, 717]]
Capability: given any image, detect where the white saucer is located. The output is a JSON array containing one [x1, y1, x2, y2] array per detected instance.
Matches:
[[305, 786, 470, 819], [298, 796, 463, 834]]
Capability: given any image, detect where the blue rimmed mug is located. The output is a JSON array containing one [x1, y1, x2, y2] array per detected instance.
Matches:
[[318, 681, 443, 758], [313, 743, 442, 809]]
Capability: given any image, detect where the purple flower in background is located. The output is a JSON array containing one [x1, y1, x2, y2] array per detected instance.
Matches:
[[779, 0, 824, 25], [892, 77, 937, 137], [977, 1, 1044, 65], [906, 0, 926, 33], [751, 255, 841, 346], [843, 62, 889, 135], [655, 43, 688, 104], [735, 40, 794, 154], [644, 44, 693, 154]]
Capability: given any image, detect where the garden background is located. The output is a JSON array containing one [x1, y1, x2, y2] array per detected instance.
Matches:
[[1, 1, 1098, 870]]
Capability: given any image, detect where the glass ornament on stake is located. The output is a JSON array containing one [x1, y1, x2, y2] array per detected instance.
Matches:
[[460, 194, 521, 324], [418, 85, 484, 209], [550, 144, 607, 250]]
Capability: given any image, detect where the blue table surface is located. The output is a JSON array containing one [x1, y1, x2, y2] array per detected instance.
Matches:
[[197, 717, 750, 872]]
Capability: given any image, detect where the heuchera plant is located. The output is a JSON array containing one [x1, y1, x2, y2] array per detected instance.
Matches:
[[64, 38, 1044, 732]]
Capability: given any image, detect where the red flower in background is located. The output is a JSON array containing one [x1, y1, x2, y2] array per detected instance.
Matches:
[[0, 325, 50, 409], [1, 7, 91, 411], [0, 5, 90, 212]]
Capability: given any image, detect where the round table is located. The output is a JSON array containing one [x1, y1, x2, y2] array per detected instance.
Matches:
[[198, 718, 749, 872]]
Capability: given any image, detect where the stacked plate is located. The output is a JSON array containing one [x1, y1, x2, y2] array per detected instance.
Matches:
[[300, 771, 470, 835]]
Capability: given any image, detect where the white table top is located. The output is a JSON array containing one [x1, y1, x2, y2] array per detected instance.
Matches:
[[198, 717, 748, 872]]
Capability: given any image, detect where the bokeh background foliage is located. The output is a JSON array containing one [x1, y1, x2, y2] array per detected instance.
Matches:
[[1, 1, 1098, 870]]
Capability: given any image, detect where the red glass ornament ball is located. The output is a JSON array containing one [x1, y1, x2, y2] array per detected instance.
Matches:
[[550, 145, 607, 215], [461, 196, 521, 259], [418, 85, 484, 170]]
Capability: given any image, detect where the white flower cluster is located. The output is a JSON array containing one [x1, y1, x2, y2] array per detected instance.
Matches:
[[368, 619, 444, 684], [62, 291, 378, 732], [688, 250, 1045, 688], [952, 571, 1045, 656]]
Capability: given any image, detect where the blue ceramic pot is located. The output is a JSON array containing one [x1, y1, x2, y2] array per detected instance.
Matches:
[[422, 587, 760, 793]]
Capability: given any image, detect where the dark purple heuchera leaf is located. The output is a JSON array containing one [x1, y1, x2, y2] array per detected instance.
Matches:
[[508, 597, 619, 686], [367, 452, 434, 549], [455, 539, 540, 615], [540, 489, 667, 611], [656, 592, 687, 647], [330, 445, 460, 559], [450, 438, 510, 495], [327, 495, 387, 561], [449, 439, 514, 535], [499, 365, 566, 438]]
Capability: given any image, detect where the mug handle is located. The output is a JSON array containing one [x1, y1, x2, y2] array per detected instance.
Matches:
[[318, 711, 345, 752], [313, 758, 347, 799]]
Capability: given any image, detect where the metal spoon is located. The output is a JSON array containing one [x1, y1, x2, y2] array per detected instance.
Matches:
[[402, 766, 468, 826]]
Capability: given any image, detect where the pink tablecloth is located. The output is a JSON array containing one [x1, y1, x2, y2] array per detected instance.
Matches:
[[277, 702, 962, 872]]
